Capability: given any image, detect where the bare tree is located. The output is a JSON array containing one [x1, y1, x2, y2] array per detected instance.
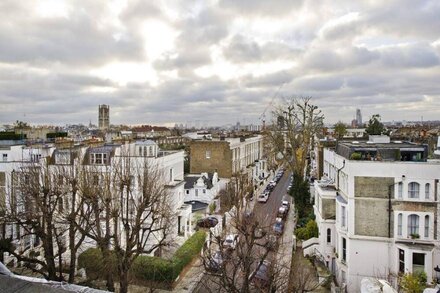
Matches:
[[110, 152, 175, 293], [53, 150, 88, 283], [76, 162, 116, 291], [220, 171, 253, 212], [266, 97, 324, 179], [0, 159, 66, 281], [197, 207, 290, 293]]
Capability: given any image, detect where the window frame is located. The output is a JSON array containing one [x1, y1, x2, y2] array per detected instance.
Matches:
[[424, 215, 429, 238], [408, 182, 420, 199], [425, 183, 430, 200], [408, 214, 420, 236], [397, 213, 403, 236]]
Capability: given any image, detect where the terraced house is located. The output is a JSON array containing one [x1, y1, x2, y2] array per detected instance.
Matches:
[[307, 135, 440, 292], [0, 139, 191, 272]]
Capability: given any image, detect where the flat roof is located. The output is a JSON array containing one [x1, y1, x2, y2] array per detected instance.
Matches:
[[338, 141, 420, 149]]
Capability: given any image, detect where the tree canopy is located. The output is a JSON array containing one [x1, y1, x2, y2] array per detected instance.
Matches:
[[333, 121, 347, 140], [365, 114, 387, 136]]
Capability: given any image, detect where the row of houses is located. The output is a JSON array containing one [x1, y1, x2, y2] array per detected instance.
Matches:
[[306, 135, 440, 292], [0, 134, 267, 270]]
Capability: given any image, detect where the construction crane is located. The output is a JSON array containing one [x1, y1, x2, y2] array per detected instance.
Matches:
[[259, 84, 284, 130]]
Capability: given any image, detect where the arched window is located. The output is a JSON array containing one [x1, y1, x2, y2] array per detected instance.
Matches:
[[408, 214, 419, 236], [397, 213, 402, 236], [424, 215, 429, 238], [425, 183, 430, 199], [408, 182, 420, 198], [398, 182, 403, 198], [327, 228, 331, 243]]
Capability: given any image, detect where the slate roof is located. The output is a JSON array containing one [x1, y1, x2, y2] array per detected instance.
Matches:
[[184, 201, 209, 212], [184, 173, 214, 189]]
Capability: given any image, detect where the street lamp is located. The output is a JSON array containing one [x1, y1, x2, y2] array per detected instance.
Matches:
[[434, 265, 440, 284]]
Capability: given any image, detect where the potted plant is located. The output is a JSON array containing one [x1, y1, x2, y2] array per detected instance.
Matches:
[[410, 233, 420, 239]]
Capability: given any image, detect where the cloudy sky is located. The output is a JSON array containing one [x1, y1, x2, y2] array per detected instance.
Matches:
[[1, 0, 439, 126]]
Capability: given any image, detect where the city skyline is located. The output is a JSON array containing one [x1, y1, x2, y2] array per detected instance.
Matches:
[[0, 0, 439, 126]]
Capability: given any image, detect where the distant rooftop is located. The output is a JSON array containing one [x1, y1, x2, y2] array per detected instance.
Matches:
[[336, 136, 428, 162]]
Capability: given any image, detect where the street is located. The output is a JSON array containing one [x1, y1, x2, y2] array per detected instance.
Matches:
[[193, 171, 295, 292]]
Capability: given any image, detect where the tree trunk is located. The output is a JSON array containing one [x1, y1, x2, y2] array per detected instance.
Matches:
[[119, 267, 129, 293], [102, 248, 115, 292], [44, 220, 58, 280]]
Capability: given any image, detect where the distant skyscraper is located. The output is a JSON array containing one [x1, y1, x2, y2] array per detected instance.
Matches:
[[356, 109, 362, 127], [98, 104, 110, 130]]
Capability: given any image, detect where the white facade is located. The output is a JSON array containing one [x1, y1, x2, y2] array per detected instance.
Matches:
[[0, 144, 56, 265], [312, 146, 440, 292], [0, 140, 191, 269], [184, 172, 220, 204], [228, 136, 263, 174]]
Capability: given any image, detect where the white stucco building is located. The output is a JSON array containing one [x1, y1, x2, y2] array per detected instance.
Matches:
[[306, 136, 440, 292], [0, 139, 191, 268]]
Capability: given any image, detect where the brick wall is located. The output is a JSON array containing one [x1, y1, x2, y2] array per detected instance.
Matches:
[[190, 141, 232, 178]]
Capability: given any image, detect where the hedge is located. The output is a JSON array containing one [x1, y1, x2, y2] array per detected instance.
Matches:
[[77, 248, 117, 280], [172, 230, 206, 273], [78, 231, 206, 284], [132, 256, 174, 282]]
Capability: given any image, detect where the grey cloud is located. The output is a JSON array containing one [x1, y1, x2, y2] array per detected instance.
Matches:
[[1, 0, 440, 125], [302, 46, 378, 71], [223, 35, 302, 63], [0, 6, 144, 66], [377, 43, 440, 68], [243, 71, 294, 88], [294, 75, 344, 92], [219, 0, 305, 16], [366, 0, 440, 40]]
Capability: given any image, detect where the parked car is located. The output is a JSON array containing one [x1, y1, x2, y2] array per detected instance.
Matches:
[[258, 192, 269, 203], [197, 216, 219, 228], [286, 184, 292, 192], [265, 184, 274, 192], [277, 206, 287, 219], [281, 200, 290, 212], [251, 260, 271, 288], [266, 234, 278, 249], [207, 250, 223, 272], [273, 218, 284, 235], [223, 234, 239, 250], [255, 228, 266, 239]]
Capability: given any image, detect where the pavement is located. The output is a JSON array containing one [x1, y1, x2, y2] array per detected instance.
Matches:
[[275, 198, 296, 292]]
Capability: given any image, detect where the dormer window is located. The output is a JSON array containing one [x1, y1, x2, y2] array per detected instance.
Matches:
[[90, 153, 108, 165], [55, 152, 71, 164]]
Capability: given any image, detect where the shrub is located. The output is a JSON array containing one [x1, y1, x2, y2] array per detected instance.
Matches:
[[400, 271, 426, 293], [77, 248, 117, 280], [295, 220, 318, 241], [350, 152, 362, 160], [132, 256, 174, 282], [78, 231, 206, 284]]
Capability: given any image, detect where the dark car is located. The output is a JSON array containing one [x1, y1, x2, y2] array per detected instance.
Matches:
[[273, 218, 284, 235], [197, 216, 219, 228], [207, 250, 223, 272], [251, 260, 271, 288]]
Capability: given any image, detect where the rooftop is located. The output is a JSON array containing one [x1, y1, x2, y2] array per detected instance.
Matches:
[[336, 138, 428, 162]]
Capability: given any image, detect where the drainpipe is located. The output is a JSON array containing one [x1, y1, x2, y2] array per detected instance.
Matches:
[[388, 185, 392, 239], [388, 176, 405, 238], [336, 160, 346, 190]]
